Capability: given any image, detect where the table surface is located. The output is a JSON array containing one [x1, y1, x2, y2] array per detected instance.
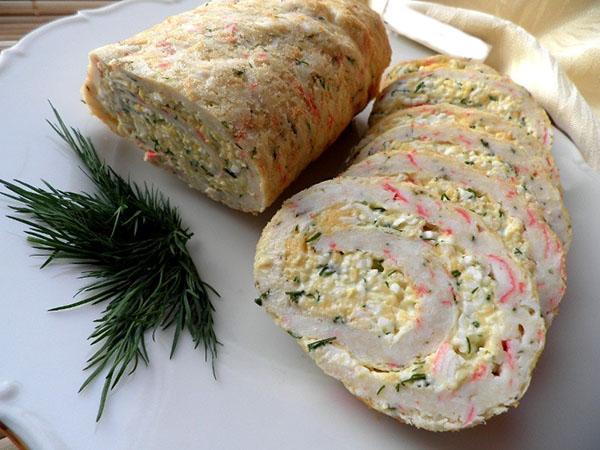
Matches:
[[0, 1, 118, 52]]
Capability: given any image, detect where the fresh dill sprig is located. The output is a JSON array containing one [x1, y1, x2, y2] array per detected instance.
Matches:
[[0, 104, 220, 421]]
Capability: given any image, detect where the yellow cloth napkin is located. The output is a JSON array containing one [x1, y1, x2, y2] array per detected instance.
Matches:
[[393, 1, 600, 170]]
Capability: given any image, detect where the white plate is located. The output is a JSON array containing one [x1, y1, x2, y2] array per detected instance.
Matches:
[[1, 1, 599, 449]]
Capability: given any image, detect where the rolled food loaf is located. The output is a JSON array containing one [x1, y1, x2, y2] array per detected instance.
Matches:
[[82, 0, 391, 212], [253, 55, 571, 431]]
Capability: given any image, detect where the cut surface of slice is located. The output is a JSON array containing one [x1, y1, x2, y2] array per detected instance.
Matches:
[[254, 177, 546, 431], [344, 149, 567, 323], [363, 104, 560, 184], [352, 139, 571, 249], [350, 120, 560, 187], [370, 68, 553, 152], [383, 55, 497, 84]]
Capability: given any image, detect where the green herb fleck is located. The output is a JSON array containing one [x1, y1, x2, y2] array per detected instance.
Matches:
[[401, 373, 427, 386], [472, 320, 480, 328], [286, 290, 305, 303], [414, 81, 425, 93], [451, 270, 462, 278], [307, 337, 336, 351], [368, 204, 386, 212], [305, 291, 321, 302], [224, 168, 237, 178], [466, 188, 481, 198], [371, 258, 384, 272], [255, 291, 269, 306], [305, 232, 322, 243], [376, 385, 386, 395], [287, 330, 302, 339], [317, 264, 336, 277]]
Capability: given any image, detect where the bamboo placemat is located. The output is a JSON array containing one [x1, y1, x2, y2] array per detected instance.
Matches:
[[0, 421, 26, 450], [0, 1, 118, 52]]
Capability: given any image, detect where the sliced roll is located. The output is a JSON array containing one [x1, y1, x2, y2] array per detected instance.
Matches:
[[362, 104, 560, 184], [383, 55, 497, 84], [350, 115, 561, 187], [344, 149, 566, 323], [254, 177, 546, 431], [367, 103, 551, 157], [82, 0, 390, 213], [370, 66, 553, 152], [352, 139, 571, 249]]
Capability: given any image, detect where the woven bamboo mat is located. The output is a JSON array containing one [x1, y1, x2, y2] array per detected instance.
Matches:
[[0, 1, 118, 52]]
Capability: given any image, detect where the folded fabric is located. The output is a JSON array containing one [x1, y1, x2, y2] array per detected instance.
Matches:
[[381, 0, 600, 171]]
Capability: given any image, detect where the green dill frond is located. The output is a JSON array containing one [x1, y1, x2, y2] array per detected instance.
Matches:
[[0, 104, 219, 421]]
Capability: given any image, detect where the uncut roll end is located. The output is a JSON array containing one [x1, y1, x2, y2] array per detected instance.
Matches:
[[82, 0, 391, 213]]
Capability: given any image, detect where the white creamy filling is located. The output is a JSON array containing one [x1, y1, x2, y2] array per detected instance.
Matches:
[[282, 202, 505, 391], [392, 76, 519, 114], [93, 68, 256, 202]]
